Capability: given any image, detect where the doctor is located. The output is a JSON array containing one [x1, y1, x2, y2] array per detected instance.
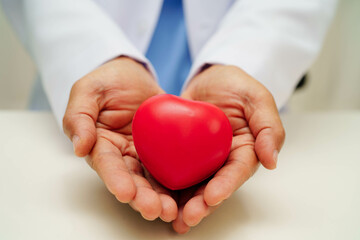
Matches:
[[2, 0, 336, 234]]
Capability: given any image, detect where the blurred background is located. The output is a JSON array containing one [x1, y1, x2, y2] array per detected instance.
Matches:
[[0, 0, 359, 111]]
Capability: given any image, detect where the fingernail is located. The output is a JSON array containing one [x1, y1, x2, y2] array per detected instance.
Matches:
[[273, 150, 278, 167], [72, 135, 80, 152], [213, 200, 223, 206]]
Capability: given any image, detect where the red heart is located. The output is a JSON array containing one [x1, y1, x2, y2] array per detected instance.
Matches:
[[132, 94, 232, 190]]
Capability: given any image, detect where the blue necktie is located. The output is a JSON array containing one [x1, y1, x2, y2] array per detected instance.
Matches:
[[146, 0, 192, 96]]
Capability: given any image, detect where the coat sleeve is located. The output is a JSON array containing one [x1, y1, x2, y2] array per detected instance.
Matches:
[[183, 0, 338, 109], [1, 0, 155, 127]]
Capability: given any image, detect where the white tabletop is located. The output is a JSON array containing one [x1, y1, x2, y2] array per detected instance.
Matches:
[[0, 111, 359, 240]]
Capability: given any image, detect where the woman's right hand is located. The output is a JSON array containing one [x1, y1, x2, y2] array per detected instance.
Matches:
[[62, 57, 178, 222]]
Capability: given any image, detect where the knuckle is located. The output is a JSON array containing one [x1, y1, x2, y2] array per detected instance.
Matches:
[[277, 126, 286, 145], [62, 114, 79, 133], [274, 123, 286, 141], [279, 127, 286, 140], [62, 114, 72, 135]]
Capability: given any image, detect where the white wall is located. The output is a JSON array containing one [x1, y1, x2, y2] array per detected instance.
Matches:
[[0, 4, 36, 109], [0, 0, 359, 111], [289, 0, 360, 111]]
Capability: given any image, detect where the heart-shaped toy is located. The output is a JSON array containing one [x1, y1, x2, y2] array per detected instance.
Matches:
[[132, 94, 232, 190]]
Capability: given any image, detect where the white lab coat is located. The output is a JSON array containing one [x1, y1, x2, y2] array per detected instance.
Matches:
[[1, 0, 337, 126]]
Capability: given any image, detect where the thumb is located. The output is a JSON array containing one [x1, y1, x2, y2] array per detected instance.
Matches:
[[63, 81, 99, 157], [246, 91, 285, 170]]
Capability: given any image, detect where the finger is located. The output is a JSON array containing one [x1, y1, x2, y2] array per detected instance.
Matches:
[[183, 195, 220, 227], [245, 89, 286, 169], [123, 156, 162, 221], [172, 207, 191, 234], [94, 129, 162, 221], [159, 194, 178, 222], [97, 109, 134, 132], [144, 170, 178, 222], [129, 184, 162, 221], [182, 185, 219, 227], [204, 135, 259, 206], [63, 80, 99, 157], [172, 185, 202, 233], [88, 137, 136, 203]]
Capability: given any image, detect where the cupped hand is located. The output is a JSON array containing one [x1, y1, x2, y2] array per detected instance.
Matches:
[[172, 65, 285, 233], [63, 57, 177, 222]]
